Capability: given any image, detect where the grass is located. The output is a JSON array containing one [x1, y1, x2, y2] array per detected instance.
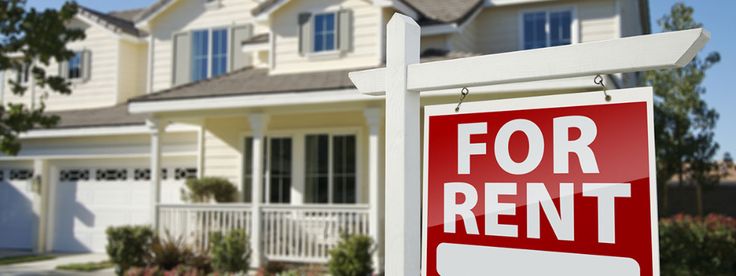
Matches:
[[0, 255, 56, 265], [56, 260, 114, 272]]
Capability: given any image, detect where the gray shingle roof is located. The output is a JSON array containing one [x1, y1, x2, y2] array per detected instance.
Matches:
[[49, 104, 147, 129], [130, 49, 476, 103], [78, 6, 146, 37]]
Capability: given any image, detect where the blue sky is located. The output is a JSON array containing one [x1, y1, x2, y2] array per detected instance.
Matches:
[[28, 0, 735, 159]]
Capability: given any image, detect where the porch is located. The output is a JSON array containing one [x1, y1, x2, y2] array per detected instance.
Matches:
[[157, 203, 370, 263], [145, 106, 385, 268]]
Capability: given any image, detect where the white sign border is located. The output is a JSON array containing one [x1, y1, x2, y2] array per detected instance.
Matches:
[[421, 87, 660, 276]]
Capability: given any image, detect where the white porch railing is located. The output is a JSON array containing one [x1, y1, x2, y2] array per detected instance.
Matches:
[[158, 204, 253, 250], [157, 204, 370, 263], [261, 205, 370, 263]]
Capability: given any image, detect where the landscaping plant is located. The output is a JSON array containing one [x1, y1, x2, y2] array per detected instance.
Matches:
[[659, 214, 736, 275], [105, 225, 154, 275], [328, 234, 374, 276], [182, 177, 238, 203], [148, 231, 193, 271], [210, 229, 251, 274]]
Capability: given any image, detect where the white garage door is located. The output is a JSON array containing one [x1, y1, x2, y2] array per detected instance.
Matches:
[[53, 167, 193, 253], [0, 168, 35, 249]]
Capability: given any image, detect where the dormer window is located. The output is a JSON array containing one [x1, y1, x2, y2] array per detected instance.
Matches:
[[522, 9, 575, 50], [59, 50, 90, 82], [68, 52, 82, 79], [298, 10, 352, 56], [313, 13, 336, 53]]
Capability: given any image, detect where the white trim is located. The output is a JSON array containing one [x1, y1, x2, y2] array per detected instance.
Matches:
[[242, 42, 269, 53], [20, 124, 198, 139], [517, 6, 579, 51], [255, 0, 292, 22], [421, 24, 458, 36]]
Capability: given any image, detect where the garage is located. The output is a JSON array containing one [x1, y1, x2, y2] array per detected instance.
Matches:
[[0, 167, 36, 250], [52, 164, 194, 253]]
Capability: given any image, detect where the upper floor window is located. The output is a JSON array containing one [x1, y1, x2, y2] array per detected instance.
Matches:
[[16, 64, 30, 84], [298, 10, 352, 56], [68, 52, 83, 79], [522, 9, 573, 50], [190, 29, 228, 82], [59, 50, 90, 82], [313, 13, 336, 52]]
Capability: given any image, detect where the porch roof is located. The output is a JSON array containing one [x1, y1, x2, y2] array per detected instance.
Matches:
[[129, 49, 477, 103], [48, 104, 147, 129]]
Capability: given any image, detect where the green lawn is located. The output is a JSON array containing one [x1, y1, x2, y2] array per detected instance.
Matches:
[[0, 255, 56, 266], [56, 260, 114, 272]]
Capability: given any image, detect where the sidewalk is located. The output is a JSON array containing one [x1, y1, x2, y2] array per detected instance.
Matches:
[[0, 253, 113, 276]]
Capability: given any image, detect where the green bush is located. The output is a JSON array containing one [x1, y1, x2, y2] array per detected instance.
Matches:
[[105, 225, 154, 275], [660, 214, 736, 275], [328, 234, 374, 276], [210, 229, 251, 273], [182, 177, 238, 203]]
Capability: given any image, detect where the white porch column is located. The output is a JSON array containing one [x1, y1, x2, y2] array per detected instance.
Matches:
[[364, 108, 383, 273], [147, 119, 166, 229], [384, 15, 421, 275], [32, 159, 49, 253], [249, 113, 269, 268]]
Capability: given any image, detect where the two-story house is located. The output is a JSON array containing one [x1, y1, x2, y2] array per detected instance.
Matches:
[[0, 0, 649, 271]]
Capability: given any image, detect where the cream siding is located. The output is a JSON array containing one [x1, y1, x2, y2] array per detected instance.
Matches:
[[449, 18, 479, 53], [422, 35, 450, 52], [118, 41, 148, 103], [270, 0, 381, 74], [148, 0, 257, 92], [474, 0, 618, 54]]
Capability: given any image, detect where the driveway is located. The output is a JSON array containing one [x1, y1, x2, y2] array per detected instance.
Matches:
[[0, 252, 114, 276]]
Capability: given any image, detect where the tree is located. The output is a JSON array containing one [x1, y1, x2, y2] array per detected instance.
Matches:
[[0, 1, 84, 155], [646, 3, 721, 216]]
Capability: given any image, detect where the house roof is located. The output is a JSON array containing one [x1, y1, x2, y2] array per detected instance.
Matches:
[[49, 104, 147, 129], [129, 49, 476, 103], [78, 6, 146, 37], [250, 0, 484, 24]]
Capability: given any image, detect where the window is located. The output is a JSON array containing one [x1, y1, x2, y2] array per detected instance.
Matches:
[[191, 28, 228, 82], [305, 134, 357, 204], [16, 64, 30, 83], [522, 9, 573, 50], [269, 138, 292, 203], [68, 52, 83, 79], [313, 13, 336, 52], [192, 30, 209, 81]]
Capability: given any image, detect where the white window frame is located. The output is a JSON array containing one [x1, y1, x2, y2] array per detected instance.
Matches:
[[312, 12, 338, 54], [191, 27, 230, 81], [240, 126, 363, 206], [67, 51, 84, 81], [518, 6, 579, 50]]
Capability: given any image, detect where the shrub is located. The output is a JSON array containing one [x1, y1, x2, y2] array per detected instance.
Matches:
[[328, 234, 374, 276], [106, 225, 154, 275], [148, 231, 193, 271], [659, 214, 736, 275], [183, 177, 238, 203], [210, 229, 251, 273]]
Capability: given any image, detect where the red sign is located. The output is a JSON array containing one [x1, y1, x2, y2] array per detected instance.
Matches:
[[422, 88, 659, 276]]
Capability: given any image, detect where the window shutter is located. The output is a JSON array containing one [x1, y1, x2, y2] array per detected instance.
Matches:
[[230, 25, 253, 70], [173, 32, 191, 86], [82, 50, 92, 81], [58, 60, 68, 79], [338, 10, 353, 53], [298, 13, 312, 56]]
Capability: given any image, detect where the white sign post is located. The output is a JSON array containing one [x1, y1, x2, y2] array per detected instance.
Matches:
[[349, 13, 709, 275]]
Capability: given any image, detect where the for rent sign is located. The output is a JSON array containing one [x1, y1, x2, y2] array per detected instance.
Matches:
[[422, 88, 659, 276]]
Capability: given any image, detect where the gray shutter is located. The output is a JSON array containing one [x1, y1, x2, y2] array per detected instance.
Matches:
[[173, 32, 191, 86], [82, 50, 92, 81], [230, 25, 253, 70], [338, 10, 353, 53], [298, 13, 312, 56], [58, 60, 68, 79]]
